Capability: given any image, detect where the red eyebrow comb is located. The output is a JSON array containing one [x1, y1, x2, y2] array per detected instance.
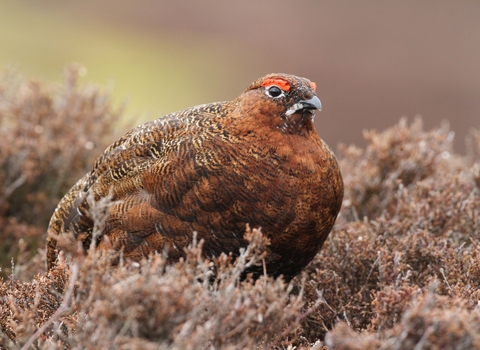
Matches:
[[261, 78, 291, 91]]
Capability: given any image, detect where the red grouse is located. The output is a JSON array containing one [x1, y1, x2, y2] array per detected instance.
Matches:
[[46, 73, 343, 281]]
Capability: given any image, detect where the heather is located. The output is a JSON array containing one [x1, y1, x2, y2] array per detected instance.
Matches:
[[1, 68, 479, 349]]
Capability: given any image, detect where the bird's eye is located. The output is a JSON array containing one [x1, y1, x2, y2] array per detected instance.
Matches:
[[267, 86, 283, 98]]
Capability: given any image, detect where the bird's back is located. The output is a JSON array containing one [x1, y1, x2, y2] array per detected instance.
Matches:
[[47, 102, 233, 265]]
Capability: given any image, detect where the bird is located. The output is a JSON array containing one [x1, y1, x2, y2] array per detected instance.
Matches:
[[46, 73, 344, 281]]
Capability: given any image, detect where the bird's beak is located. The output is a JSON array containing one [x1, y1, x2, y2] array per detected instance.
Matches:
[[285, 95, 322, 116], [299, 96, 322, 111]]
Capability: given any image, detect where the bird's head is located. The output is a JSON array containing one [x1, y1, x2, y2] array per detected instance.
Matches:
[[234, 73, 321, 136]]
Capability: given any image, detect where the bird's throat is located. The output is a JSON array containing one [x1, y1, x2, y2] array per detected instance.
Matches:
[[277, 112, 315, 136]]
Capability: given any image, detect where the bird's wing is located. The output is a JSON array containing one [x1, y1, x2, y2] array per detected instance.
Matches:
[[46, 102, 230, 267]]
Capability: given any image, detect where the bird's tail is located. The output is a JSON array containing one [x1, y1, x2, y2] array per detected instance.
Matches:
[[45, 176, 88, 270]]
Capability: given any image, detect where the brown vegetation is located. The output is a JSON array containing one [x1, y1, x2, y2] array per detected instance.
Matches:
[[0, 65, 123, 277], [0, 67, 479, 349]]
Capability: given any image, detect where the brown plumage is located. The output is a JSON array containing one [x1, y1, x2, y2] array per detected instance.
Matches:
[[46, 73, 343, 281]]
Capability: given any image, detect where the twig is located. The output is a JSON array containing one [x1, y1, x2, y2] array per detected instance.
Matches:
[[440, 267, 452, 291]]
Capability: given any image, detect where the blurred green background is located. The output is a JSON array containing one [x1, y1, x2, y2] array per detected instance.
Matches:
[[1, 0, 479, 151], [0, 1, 260, 120]]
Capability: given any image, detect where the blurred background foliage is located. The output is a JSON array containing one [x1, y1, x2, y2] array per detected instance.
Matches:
[[1, 0, 479, 151], [0, 1, 258, 121]]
